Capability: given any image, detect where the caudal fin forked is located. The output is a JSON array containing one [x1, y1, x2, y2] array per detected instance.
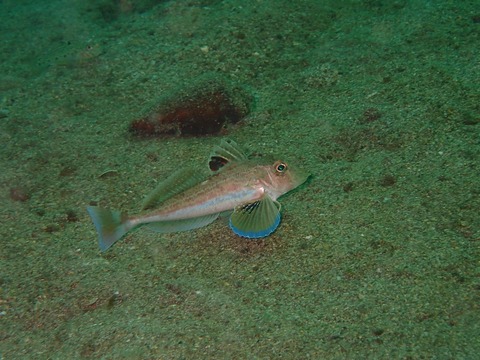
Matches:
[[86, 206, 131, 251]]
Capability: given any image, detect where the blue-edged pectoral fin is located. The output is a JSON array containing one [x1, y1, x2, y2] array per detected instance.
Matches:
[[229, 196, 281, 238]]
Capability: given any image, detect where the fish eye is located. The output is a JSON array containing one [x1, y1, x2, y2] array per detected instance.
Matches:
[[275, 162, 287, 173]]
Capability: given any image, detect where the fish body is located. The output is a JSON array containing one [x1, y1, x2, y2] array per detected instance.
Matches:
[[87, 139, 309, 251]]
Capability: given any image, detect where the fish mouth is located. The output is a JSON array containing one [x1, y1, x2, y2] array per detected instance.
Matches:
[[292, 167, 310, 187]]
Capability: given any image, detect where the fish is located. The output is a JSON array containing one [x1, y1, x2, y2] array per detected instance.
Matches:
[[87, 139, 309, 251]]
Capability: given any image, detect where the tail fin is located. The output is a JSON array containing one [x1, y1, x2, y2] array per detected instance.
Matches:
[[86, 206, 131, 251]]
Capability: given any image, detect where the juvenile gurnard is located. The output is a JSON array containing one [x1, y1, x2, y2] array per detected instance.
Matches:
[[87, 139, 309, 251]]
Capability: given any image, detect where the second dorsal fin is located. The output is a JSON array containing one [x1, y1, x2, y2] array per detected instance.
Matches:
[[141, 168, 206, 210]]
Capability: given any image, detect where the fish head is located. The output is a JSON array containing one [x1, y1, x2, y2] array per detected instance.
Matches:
[[260, 159, 310, 200]]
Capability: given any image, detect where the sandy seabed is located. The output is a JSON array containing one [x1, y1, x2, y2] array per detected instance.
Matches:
[[1, 0, 479, 358]]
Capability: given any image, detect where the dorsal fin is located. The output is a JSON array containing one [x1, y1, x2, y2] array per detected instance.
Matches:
[[141, 168, 206, 210], [208, 138, 247, 172]]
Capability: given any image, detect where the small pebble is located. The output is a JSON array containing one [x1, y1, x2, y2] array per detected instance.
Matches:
[[9, 187, 30, 202]]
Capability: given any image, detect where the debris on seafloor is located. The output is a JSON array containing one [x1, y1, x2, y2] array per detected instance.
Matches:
[[129, 77, 253, 137]]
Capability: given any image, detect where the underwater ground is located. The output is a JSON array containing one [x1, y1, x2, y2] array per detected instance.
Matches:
[[1, 0, 479, 358]]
